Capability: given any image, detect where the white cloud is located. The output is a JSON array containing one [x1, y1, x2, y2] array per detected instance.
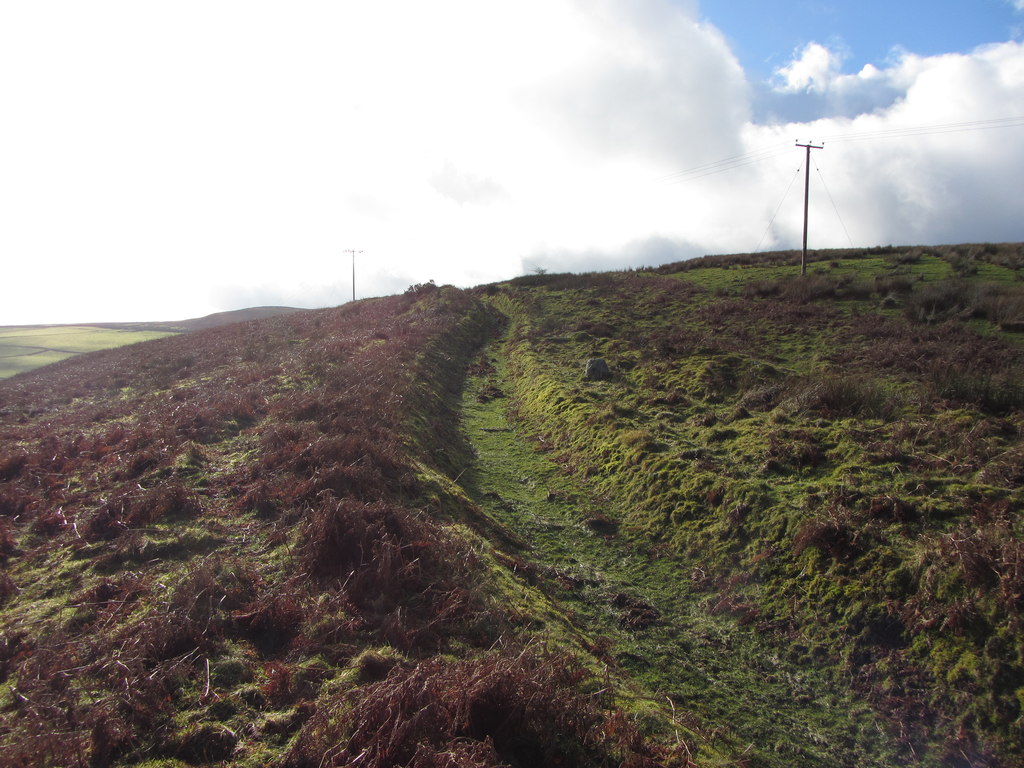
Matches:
[[0, 1, 1021, 325], [747, 40, 1024, 250], [760, 44, 930, 120], [522, 235, 704, 275], [774, 43, 845, 93], [429, 163, 507, 206], [534, 0, 750, 167]]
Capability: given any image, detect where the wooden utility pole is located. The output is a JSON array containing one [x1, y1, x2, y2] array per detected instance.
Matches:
[[795, 141, 823, 275], [344, 249, 363, 301]]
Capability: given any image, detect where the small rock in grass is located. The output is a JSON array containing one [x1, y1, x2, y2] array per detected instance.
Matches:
[[584, 358, 612, 380]]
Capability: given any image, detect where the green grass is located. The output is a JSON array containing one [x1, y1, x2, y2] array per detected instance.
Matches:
[[479, 251, 1024, 764], [0, 325, 176, 378], [461, 344, 906, 767]]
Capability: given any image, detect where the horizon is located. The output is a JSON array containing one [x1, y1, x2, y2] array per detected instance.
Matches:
[[2, 0, 1023, 325], [5, 239, 1020, 328]]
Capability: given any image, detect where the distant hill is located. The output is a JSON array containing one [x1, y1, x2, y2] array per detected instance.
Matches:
[[2, 246, 1024, 767], [0, 306, 308, 378], [170, 305, 307, 331], [92, 305, 309, 333]]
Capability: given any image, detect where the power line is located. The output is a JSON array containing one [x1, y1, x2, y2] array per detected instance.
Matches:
[[662, 115, 1024, 183], [754, 165, 802, 253], [814, 159, 854, 248], [660, 141, 792, 184], [821, 115, 1024, 144]]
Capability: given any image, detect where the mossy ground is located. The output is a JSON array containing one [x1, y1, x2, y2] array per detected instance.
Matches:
[[476, 245, 1024, 765], [461, 347, 906, 766]]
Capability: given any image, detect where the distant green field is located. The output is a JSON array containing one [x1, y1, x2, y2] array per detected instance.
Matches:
[[0, 326, 176, 379]]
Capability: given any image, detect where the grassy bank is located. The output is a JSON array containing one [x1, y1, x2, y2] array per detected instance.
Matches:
[[481, 246, 1024, 764], [462, 339, 905, 766]]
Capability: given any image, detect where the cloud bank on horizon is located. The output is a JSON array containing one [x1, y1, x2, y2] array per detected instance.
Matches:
[[1, 0, 1023, 324]]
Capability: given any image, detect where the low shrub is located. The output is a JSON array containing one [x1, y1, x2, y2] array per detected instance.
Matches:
[[741, 274, 843, 303], [930, 366, 1024, 414], [743, 279, 782, 298], [764, 428, 826, 470], [284, 647, 681, 768], [232, 585, 308, 653], [793, 514, 863, 561], [127, 481, 203, 525], [0, 517, 18, 563], [941, 518, 1024, 611], [0, 450, 27, 481], [904, 281, 977, 323], [300, 499, 483, 649], [976, 286, 1024, 329], [873, 274, 915, 296], [790, 373, 901, 420]]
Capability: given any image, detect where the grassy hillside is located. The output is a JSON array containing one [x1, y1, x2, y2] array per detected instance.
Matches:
[[484, 243, 1024, 766], [0, 327, 176, 379], [0, 308, 306, 379], [1, 244, 1024, 767]]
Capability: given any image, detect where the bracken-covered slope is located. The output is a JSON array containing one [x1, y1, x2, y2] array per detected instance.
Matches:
[[2, 244, 1024, 768], [0, 285, 682, 768]]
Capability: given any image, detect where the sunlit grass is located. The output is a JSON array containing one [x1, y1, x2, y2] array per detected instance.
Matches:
[[0, 325, 176, 378]]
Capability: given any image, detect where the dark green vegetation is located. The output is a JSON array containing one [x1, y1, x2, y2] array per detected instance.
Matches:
[[2, 243, 1024, 767]]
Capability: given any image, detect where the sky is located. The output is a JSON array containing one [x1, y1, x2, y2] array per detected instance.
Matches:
[[1, 1, 1023, 324]]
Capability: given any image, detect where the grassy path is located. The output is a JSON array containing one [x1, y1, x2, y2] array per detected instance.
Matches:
[[460, 344, 908, 768]]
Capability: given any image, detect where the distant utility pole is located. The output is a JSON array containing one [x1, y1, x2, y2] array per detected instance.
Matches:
[[344, 250, 364, 303], [796, 141, 823, 276]]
